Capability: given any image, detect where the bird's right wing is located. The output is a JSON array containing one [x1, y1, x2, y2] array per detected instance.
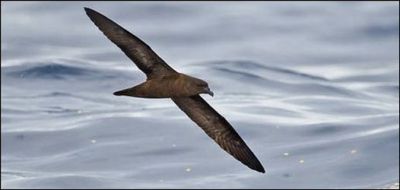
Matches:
[[84, 7, 176, 79], [172, 95, 265, 173]]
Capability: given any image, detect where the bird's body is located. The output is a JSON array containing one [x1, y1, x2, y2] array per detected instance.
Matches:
[[114, 73, 213, 98], [85, 7, 265, 173]]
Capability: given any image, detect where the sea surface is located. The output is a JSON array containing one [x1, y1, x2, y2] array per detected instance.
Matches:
[[1, 2, 399, 188]]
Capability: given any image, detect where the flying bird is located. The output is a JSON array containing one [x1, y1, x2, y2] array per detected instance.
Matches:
[[84, 7, 265, 173]]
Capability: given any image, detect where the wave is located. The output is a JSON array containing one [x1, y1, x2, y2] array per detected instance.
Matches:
[[189, 60, 370, 98], [192, 60, 329, 81], [2, 61, 125, 80]]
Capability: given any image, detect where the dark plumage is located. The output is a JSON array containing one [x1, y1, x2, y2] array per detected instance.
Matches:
[[84, 7, 265, 173], [114, 73, 214, 98]]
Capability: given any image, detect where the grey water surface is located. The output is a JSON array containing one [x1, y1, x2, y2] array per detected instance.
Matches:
[[1, 1, 399, 188]]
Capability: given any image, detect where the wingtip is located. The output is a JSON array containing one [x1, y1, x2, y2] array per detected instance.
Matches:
[[258, 167, 266, 174], [251, 163, 266, 173], [83, 7, 91, 12], [247, 157, 266, 173], [84, 7, 97, 16], [83, 7, 90, 12]]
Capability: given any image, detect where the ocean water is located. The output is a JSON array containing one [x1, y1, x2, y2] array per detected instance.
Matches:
[[1, 2, 399, 188]]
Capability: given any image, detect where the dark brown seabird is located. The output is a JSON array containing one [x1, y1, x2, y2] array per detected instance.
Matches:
[[84, 7, 265, 173]]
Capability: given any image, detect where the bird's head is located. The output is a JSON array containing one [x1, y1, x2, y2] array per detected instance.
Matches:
[[192, 78, 214, 97]]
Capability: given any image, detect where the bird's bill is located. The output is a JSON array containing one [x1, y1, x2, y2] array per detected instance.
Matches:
[[204, 87, 214, 97], [208, 90, 214, 97]]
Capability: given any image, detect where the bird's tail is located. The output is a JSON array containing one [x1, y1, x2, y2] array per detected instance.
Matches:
[[113, 87, 134, 96]]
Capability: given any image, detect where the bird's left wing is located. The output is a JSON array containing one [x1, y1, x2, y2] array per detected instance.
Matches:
[[84, 7, 176, 79], [172, 95, 265, 173]]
